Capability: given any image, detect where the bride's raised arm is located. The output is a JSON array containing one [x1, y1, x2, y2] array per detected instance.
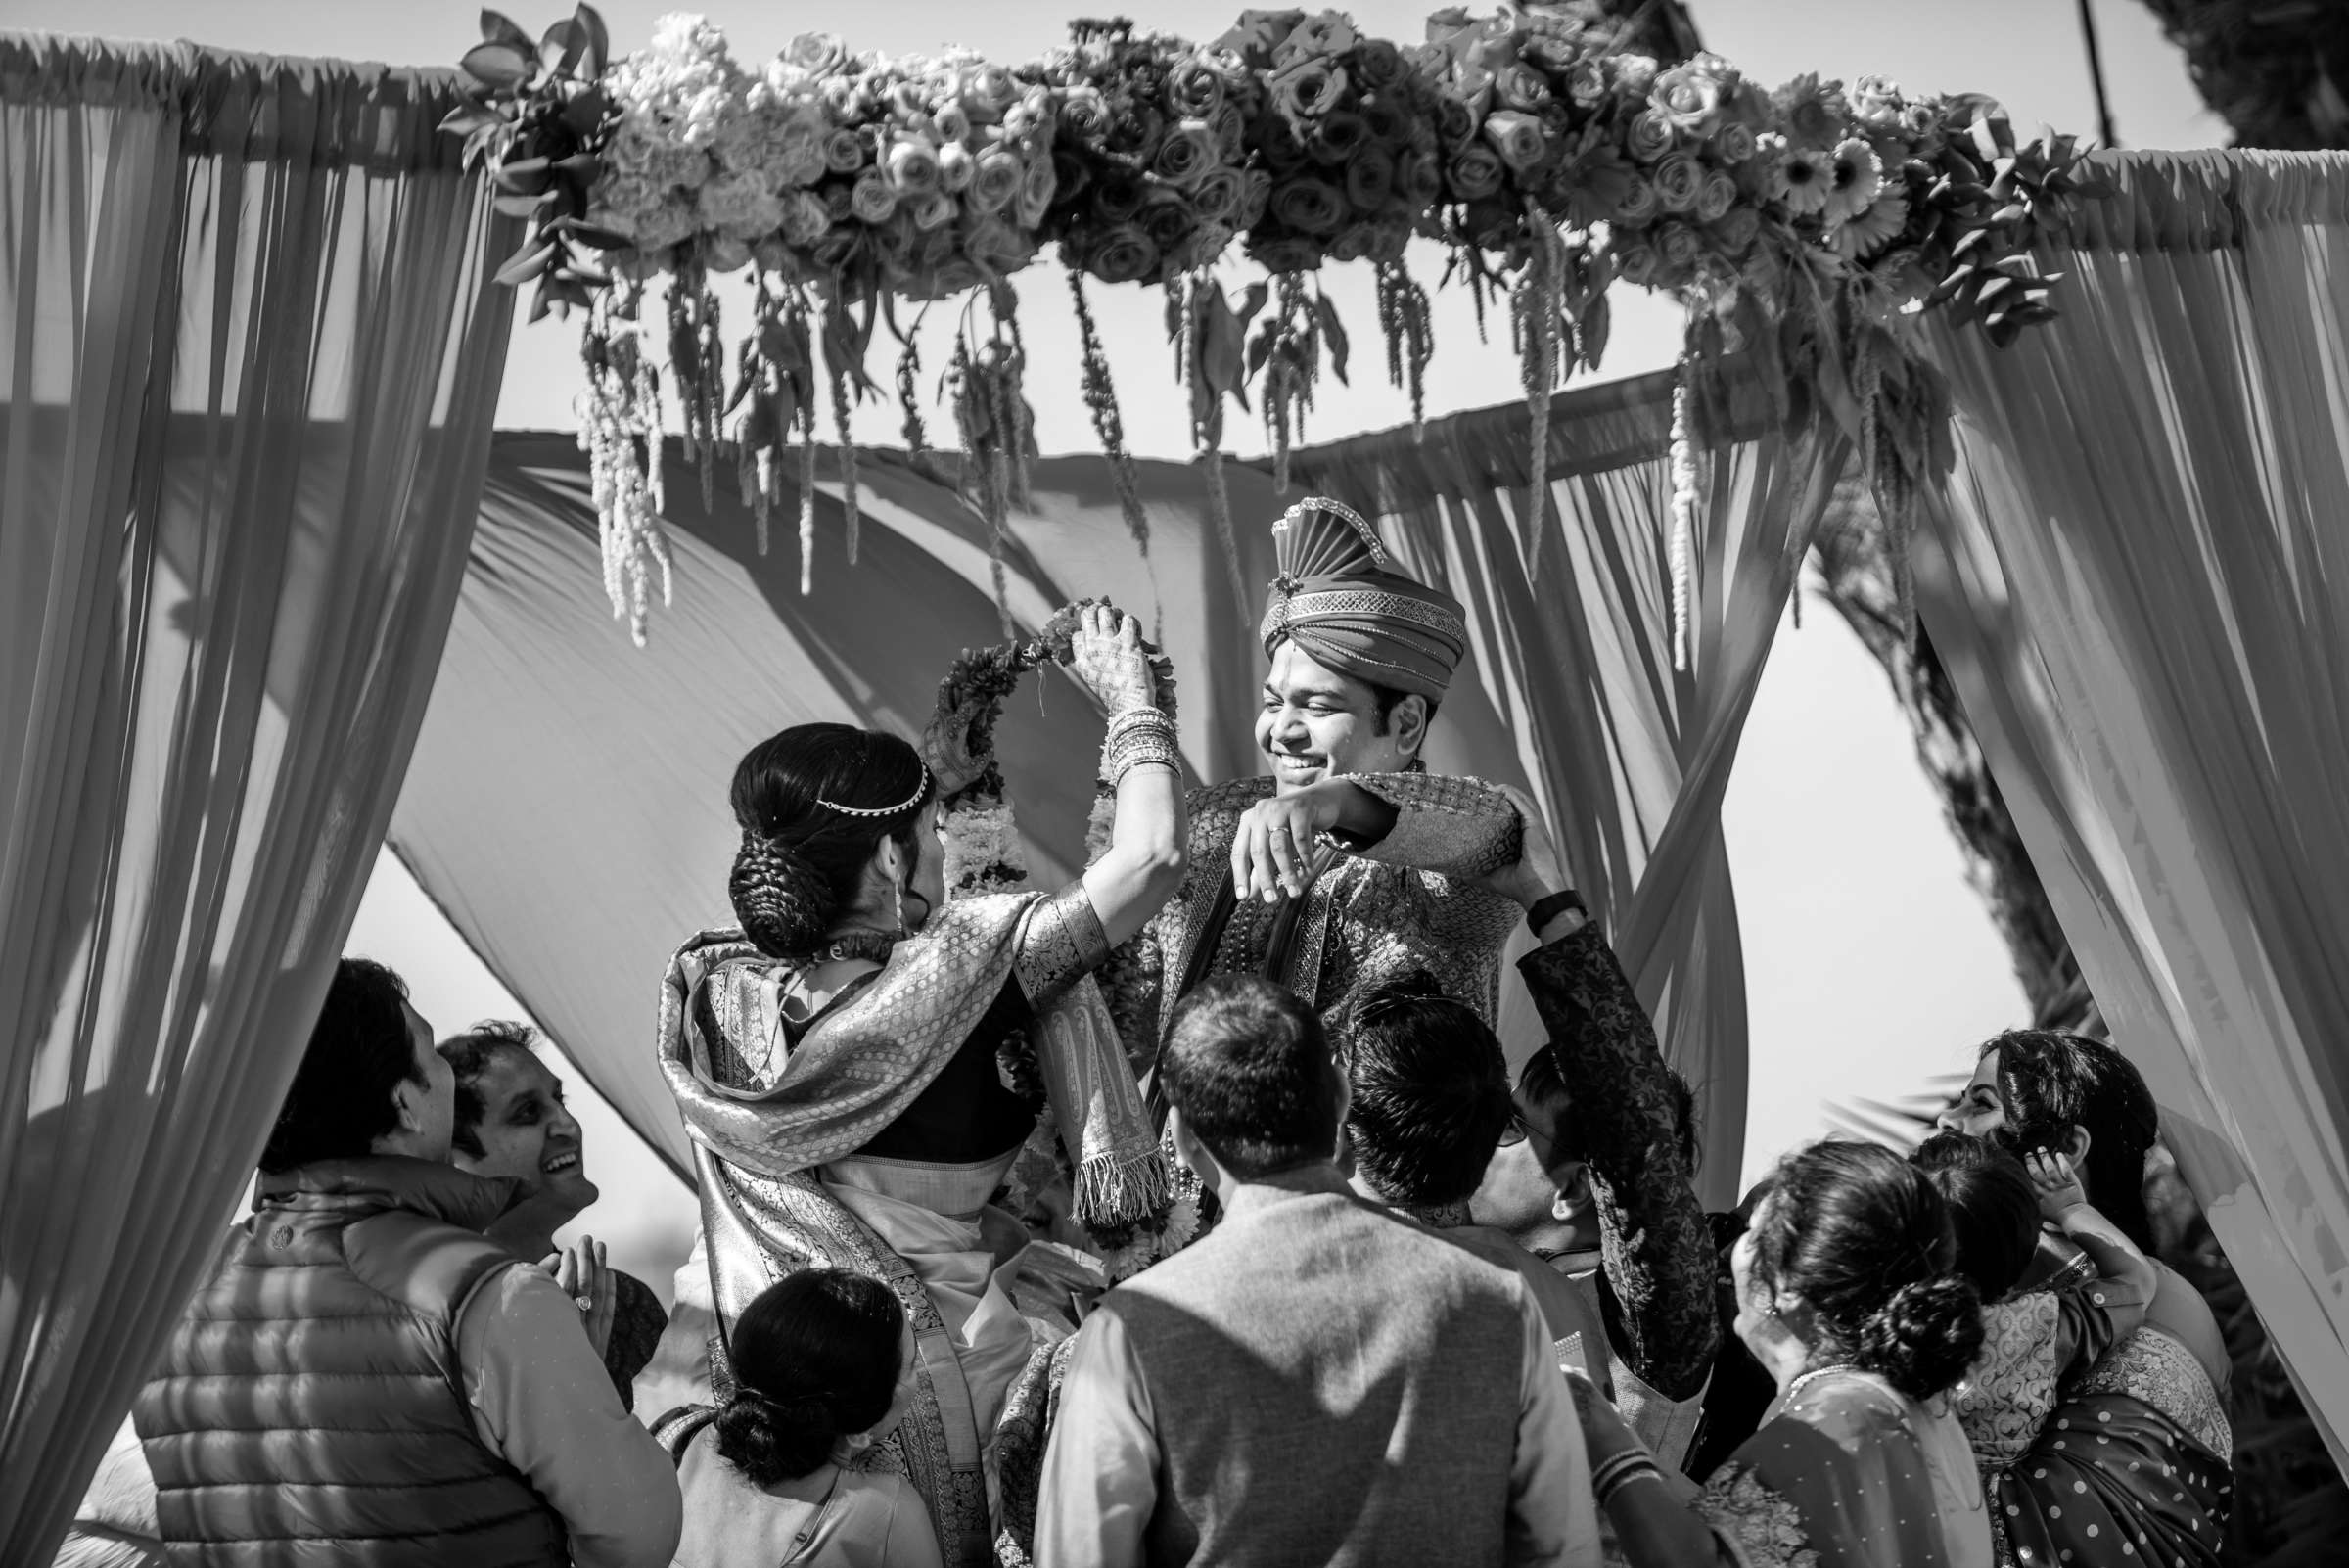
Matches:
[[1063, 603, 1188, 949]]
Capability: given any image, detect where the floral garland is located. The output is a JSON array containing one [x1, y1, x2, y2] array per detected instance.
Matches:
[[922, 598, 1183, 1269], [455, 5, 2105, 644]]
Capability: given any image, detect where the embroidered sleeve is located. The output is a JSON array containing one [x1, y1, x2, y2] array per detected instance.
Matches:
[[2050, 1267, 2149, 1375], [1338, 772, 1524, 879], [1520, 925, 1723, 1401], [1015, 885, 1114, 1011], [1695, 1462, 1821, 1568]]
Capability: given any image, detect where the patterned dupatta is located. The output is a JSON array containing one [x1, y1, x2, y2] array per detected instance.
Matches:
[[658, 890, 1166, 1568]]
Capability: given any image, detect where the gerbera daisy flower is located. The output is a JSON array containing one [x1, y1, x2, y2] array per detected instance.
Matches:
[[1767, 136, 1834, 217], [1832, 187, 1909, 258], [1821, 137, 1883, 227]]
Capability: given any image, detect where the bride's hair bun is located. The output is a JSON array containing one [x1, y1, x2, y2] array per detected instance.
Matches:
[[730, 831, 833, 959], [714, 1387, 839, 1486]]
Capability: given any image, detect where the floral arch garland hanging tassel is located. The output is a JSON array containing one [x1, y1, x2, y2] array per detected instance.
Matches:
[[454, 5, 2105, 645]]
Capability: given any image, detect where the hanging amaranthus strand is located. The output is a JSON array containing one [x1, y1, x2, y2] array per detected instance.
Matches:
[[947, 324, 1020, 637], [1518, 210, 1565, 539], [1256, 273, 1325, 495], [830, 357, 860, 569], [1069, 264, 1151, 560], [1668, 361, 1700, 672], [578, 281, 670, 646], [1376, 258, 1433, 439], [895, 331, 930, 474], [798, 388, 819, 596], [1180, 268, 1252, 614], [668, 265, 723, 513]]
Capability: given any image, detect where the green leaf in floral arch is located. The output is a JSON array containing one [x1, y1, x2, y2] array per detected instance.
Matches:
[[439, 101, 502, 138], [554, 218, 632, 251], [572, 4, 609, 78], [1246, 322, 1275, 381], [481, 9, 534, 50], [461, 41, 534, 92], [1314, 293, 1350, 386], [1235, 280, 1269, 326], [493, 154, 552, 194], [542, 18, 587, 79], [559, 86, 608, 138], [494, 238, 558, 288], [1578, 289, 1610, 372], [492, 190, 554, 218]]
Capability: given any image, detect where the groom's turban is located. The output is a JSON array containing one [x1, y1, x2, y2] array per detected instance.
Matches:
[[1259, 498, 1467, 704]]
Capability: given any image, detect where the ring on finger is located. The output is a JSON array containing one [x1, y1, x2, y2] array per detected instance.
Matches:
[[573, 1294, 594, 1313]]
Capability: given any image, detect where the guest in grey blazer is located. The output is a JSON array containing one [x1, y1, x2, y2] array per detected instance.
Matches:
[[1035, 975, 1601, 1568]]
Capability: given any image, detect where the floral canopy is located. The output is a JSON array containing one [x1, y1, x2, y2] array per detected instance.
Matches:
[[450, 3, 2104, 644]]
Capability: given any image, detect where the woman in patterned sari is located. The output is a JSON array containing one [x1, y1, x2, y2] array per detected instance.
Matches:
[[648, 605, 1184, 1568], [1939, 1031, 2234, 1566], [1575, 1140, 1994, 1567]]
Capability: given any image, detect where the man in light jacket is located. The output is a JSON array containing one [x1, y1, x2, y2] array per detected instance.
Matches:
[[1036, 974, 1600, 1567], [135, 957, 679, 1567]]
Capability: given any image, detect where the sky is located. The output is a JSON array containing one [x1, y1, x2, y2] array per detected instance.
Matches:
[[21, 0, 2219, 1300]]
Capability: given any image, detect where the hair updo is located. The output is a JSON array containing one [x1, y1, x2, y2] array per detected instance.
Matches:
[[1976, 1030, 2159, 1252], [714, 1268, 906, 1486], [728, 723, 937, 959], [1748, 1140, 1985, 1403]]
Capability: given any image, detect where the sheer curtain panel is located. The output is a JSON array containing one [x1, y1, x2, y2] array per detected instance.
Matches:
[[1915, 149, 2349, 1457], [0, 36, 516, 1557], [1288, 366, 1847, 1205]]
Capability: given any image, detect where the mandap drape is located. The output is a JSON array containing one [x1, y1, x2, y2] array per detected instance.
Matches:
[[0, 36, 515, 1558], [1914, 148, 2349, 1460], [396, 365, 1838, 1209], [1289, 367, 1846, 1205]]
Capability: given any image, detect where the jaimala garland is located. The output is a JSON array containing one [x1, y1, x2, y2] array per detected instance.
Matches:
[[921, 598, 1184, 1266], [453, 5, 2107, 650]]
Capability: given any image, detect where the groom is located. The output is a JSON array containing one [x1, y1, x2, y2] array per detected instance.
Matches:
[[1140, 497, 1537, 1052]]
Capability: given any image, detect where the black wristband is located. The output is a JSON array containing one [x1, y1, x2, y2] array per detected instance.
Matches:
[[1527, 890, 1588, 932]]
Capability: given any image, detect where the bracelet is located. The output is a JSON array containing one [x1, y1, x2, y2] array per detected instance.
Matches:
[[1526, 889, 1588, 931], [1103, 705, 1173, 744], [1590, 1450, 1664, 1507]]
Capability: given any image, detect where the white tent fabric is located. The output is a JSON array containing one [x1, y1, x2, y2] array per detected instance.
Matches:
[[1915, 148, 2349, 1465]]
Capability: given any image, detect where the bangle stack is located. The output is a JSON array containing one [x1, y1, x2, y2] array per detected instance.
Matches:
[[1101, 707, 1180, 790]]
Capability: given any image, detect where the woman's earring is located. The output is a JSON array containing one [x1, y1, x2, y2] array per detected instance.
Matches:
[[892, 875, 906, 938]]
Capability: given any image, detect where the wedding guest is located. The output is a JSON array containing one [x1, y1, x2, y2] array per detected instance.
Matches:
[[1036, 975, 1600, 1567], [1342, 972, 1613, 1388], [440, 1020, 668, 1406], [1911, 1131, 2155, 1539], [655, 1270, 942, 1568], [1573, 1140, 1992, 1567], [1466, 798, 1723, 1469], [135, 957, 679, 1567], [1939, 1031, 2234, 1564]]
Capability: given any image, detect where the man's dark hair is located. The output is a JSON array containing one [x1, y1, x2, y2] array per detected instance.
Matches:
[[1516, 1049, 1701, 1173], [1346, 974, 1512, 1207], [1368, 684, 1439, 755], [438, 1020, 539, 1160], [1161, 976, 1342, 1180], [259, 958, 418, 1174]]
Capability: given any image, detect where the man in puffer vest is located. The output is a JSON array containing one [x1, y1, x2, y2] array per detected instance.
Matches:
[[134, 957, 680, 1567]]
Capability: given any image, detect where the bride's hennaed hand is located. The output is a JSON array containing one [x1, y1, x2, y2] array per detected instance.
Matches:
[[1068, 602, 1155, 716]]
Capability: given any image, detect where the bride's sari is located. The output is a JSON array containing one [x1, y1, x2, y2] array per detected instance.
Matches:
[[655, 888, 1166, 1568]]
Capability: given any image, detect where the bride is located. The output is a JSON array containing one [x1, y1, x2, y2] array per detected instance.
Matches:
[[648, 604, 1183, 1567]]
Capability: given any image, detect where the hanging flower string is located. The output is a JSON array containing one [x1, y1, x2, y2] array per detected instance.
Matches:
[[1068, 264, 1151, 562], [1516, 205, 1565, 537], [1668, 360, 1700, 671], [458, 7, 2108, 640], [577, 280, 671, 645]]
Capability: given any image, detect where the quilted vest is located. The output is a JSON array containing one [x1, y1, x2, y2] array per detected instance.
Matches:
[[133, 1156, 569, 1568], [1105, 1172, 1530, 1566]]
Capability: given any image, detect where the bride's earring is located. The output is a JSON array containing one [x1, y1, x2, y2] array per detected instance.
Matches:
[[892, 873, 906, 938]]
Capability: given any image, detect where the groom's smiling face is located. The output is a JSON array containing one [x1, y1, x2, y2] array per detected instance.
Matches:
[[1255, 642, 1421, 795]]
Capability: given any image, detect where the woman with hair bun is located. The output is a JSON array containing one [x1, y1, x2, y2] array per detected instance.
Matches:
[[651, 605, 1186, 1566], [660, 1269, 942, 1567], [1573, 1140, 1993, 1567]]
